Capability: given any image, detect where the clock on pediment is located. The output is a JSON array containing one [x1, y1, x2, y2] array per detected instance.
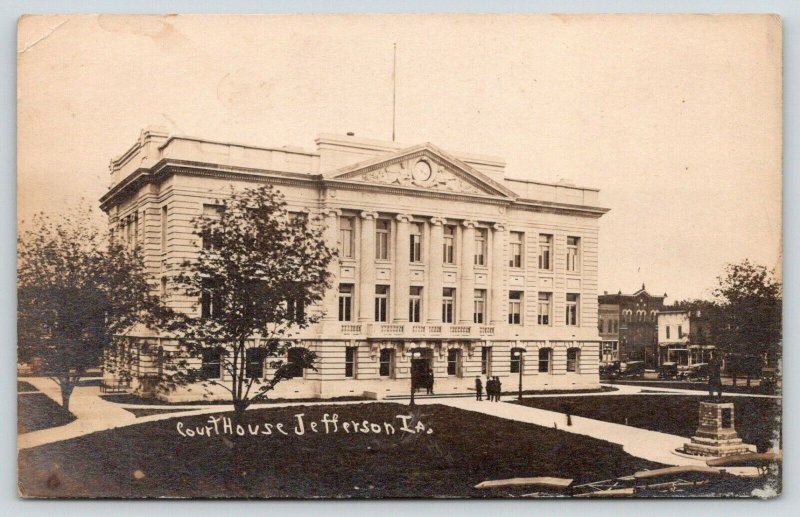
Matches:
[[412, 159, 432, 182]]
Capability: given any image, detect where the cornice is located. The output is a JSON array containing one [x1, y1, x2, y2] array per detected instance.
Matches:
[[100, 160, 609, 219]]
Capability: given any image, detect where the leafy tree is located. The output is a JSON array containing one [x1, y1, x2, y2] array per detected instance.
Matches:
[[166, 186, 335, 423], [17, 207, 165, 411], [711, 260, 782, 385]]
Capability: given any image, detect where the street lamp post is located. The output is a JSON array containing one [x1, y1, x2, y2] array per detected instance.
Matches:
[[513, 350, 523, 400], [410, 350, 421, 407]]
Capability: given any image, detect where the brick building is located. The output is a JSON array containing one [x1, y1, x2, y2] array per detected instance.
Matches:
[[598, 285, 666, 368]]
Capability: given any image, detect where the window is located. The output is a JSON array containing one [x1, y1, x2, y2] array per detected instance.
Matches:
[[481, 347, 492, 376], [566, 294, 579, 326], [447, 349, 462, 377], [287, 298, 305, 321], [473, 289, 486, 324], [133, 212, 139, 247], [509, 231, 523, 268], [161, 205, 168, 253], [538, 234, 552, 270], [567, 348, 580, 373], [375, 285, 389, 322], [599, 318, 604, 333], [376, 219, 390, 260], [678, 325, 683, 339], [201, 204, 224, 249], [409, 286, 422, 323], [474, 228, 487, 266], [201, 280, 222, 318], [567, 236, 580, 272], [286, 348, 307, 379], [538, 292, 552, 325], [508, 291, 522, 325], [538, 348, 552, 373], [410, 223, 422, 262], [200, 348, 221, 379], [339, 216, 354, 258], [379, 348, 394, 377], [345, 346, 357, 378], [442, 288, 456, 323], [510, 348, 524, 374], [160, 277, 167, 299], [443, 225, 456, 264], [246, 348, 265, 379], [338, 284, 353, 322], [288, 211, 308, 225], [666, 326, 671, 339]]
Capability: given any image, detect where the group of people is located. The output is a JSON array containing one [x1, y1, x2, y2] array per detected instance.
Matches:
[[475, 375, 502, 401]]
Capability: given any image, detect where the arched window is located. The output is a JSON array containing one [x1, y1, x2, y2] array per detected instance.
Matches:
[[286, 347, 308, 379], [538, 348, 552, 373], [567, 348, 581, 373]]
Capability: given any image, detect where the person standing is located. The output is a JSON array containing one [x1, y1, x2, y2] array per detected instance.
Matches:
[[708, 352, 723, 401], [426, 367, 435, 395], [475, 376, 483, 401], [494, 376, 502, 402]]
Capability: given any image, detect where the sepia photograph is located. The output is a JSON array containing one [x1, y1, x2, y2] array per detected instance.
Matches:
[[16, 13, 782, 499]]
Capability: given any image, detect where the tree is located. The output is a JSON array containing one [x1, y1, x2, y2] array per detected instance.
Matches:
[[166, 186, 335, 423], [711, 260, 782, 386], [17, 207, 165, 411]]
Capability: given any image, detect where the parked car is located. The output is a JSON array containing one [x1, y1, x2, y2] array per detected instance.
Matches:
[[600, 361, 621, 380], [684, 363, 709, 381], [658, 362, 680, 380], [619, 361, 646, 379]]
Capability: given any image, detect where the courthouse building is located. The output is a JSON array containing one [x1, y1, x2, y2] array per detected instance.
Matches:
[[101, 127, 609, 400]]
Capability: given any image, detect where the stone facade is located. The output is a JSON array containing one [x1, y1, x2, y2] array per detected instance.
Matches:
[[101, 127, 609, 400], [683, 402, 756, 457]]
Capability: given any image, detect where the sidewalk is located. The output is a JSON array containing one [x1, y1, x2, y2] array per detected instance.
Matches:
[[17, 377, 375, 450], [421, 397, 705, 467]]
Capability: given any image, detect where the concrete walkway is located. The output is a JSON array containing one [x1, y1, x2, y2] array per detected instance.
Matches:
[[17, 377, 375, 450], [420, 396, 703, 467], [18, 376, 774, 473]]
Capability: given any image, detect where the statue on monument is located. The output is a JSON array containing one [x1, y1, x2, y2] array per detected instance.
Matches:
[[708, 351, 723, 401]]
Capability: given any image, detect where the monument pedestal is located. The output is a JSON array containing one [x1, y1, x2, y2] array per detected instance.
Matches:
[[682, 402, 756, 457]]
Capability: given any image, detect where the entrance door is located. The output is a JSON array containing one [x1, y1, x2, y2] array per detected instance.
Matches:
[[410, 348, 433, 390]]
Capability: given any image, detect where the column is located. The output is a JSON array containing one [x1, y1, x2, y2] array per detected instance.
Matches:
[[490, 223, 506, 325], [459, 220, 476, 324], [358, 211, 378, 322], [393, 214, 412, 323], [427, 217, 445, 324], [320, 208, 341, 321]]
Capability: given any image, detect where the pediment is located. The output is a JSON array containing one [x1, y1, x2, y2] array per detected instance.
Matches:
[[325, 144, 517, 199]]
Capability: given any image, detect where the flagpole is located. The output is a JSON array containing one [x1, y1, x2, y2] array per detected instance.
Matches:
[[392, 42, 397, 142]]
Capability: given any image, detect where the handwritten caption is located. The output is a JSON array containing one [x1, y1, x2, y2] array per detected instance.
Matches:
[[176, 413, 434, 438]]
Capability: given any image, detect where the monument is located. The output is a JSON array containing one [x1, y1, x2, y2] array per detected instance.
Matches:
[[682, 402, 756, 457]]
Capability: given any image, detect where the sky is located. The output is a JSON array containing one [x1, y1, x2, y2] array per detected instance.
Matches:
[[17, 14, 782, 301]]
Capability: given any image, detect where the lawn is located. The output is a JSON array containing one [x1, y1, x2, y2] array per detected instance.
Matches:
[[515, 395, 781, 452], [18, 402, 662, 498], [18, 381, 38, 393], [18, 393, 76, 434]]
